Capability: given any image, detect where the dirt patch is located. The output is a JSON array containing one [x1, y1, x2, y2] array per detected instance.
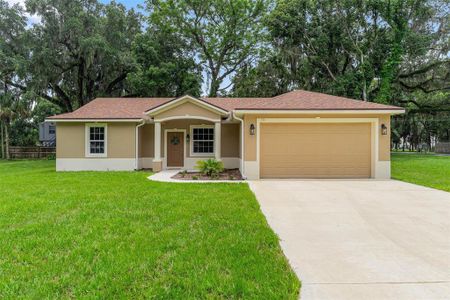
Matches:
[[171, 169, 243, 181]]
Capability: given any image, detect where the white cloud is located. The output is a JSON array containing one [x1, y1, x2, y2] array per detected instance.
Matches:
[[27, 13, 41, 24], [6, 0, 26, 5], [6, 0, 41, 25]]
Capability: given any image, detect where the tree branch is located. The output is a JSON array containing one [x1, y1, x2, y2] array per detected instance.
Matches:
[[398, 60, 450, 79], [105, 72, 128, 95]]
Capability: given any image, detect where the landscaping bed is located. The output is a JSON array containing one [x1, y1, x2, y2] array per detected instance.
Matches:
[[172, 168, 243, 180]]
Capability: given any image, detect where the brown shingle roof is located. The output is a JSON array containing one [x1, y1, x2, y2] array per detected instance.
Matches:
[[47, 90, 403, 120], [48, 98, 171, 120]]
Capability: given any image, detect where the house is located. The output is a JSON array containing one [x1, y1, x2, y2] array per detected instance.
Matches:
[[39, 121, 56, 146], [46, 90, 404, 179]]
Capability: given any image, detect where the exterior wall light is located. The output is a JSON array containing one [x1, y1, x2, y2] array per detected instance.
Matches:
[[186, 133, 190, 142], [250, 124, 255, 135], [381, 124, 388, 135]]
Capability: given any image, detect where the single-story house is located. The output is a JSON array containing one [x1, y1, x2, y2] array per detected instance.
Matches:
[[46, 90, 404, 179]]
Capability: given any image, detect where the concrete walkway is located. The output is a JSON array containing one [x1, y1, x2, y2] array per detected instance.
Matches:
[[249, 180, 450, 300], [148, 169, 244, 183]]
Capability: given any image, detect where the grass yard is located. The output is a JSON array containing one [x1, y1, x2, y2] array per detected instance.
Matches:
[[391, 153, 450, 192], [0, 160, 299, 299]]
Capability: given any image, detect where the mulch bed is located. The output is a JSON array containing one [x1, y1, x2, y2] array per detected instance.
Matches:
[[171, 169, 243, 181]]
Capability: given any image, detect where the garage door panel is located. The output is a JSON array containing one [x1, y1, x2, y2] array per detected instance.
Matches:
[[260, 123, 371, 178]]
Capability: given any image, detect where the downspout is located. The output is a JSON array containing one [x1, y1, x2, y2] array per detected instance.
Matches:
[[135, 120, 145, 170], [232, 111, 246, 179]]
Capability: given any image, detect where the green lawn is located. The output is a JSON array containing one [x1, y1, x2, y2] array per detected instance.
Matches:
[[0, 160, 299, 299], [391, 153, 450, 192]]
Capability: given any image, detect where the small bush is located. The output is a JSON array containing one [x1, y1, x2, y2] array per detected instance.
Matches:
[[47, 154, 56, 160], [180, 170, 187, 178], [195, 159, 224, 178], [192, 175, 199, 180]]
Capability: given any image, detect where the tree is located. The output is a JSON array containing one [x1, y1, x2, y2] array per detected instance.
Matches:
[[126, 29, 202, 97], [0, 0, 30, 158], [148, 0, 268, 96], [0, 92, 31, 159], [9, 0, 143, 112], [231, 56, 291, 97]]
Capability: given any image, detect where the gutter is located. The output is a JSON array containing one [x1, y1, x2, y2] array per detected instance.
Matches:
[[232, 111, 246, 179], [45, 118, 144, 123], [135, 120, 146, 170], [233, 109, 405, 115]]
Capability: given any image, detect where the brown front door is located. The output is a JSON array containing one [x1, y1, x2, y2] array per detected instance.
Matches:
[[167, 131, 184, 167]]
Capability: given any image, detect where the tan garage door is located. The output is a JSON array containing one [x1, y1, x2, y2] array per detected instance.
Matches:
[[260, 123, 371, 178]]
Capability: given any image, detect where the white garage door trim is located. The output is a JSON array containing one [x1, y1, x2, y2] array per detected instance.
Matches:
[[255, 118, 380, 179]]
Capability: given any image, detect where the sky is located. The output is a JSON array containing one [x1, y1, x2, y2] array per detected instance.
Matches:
[[99, 0, 145, 9]]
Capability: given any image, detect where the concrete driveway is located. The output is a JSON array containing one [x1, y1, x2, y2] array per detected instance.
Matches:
[[248, 180, 450, 300]]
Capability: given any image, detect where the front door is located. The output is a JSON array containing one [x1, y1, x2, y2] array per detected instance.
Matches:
[[167, 131, 184, 167]]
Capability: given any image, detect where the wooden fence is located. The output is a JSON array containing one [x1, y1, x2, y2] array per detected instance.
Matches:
[[435, 142, 450, 154], [8, 146, 56, 159]]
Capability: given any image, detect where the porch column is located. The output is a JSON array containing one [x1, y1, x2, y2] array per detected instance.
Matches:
[[215, 121, 221, 160], [153, 121, 162, 171]]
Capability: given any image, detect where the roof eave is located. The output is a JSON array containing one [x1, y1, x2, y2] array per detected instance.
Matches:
[[45, 118, 144, 122], [233, 109, 405, 116]]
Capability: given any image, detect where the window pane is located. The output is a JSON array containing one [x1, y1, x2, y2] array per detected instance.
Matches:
[[90, 141, 104, 154], [89, 126, 105, 154], [192, 127, 214, 154]]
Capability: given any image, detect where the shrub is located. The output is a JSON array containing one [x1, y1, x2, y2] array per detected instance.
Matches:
[[192, 175, 199, 180], [195, 159, 224, 178]]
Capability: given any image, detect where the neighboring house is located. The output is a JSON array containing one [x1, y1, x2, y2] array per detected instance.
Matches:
[[46, 90, 404, 179], [39, 121, 56, 146]]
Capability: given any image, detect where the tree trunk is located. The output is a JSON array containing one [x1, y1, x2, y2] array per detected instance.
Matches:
[[78, 58, 85, 108], [208, 70, 220, 97], [0, 121, 4, 159], [4, 122, 10, 160], [361, 54, 367, 101]]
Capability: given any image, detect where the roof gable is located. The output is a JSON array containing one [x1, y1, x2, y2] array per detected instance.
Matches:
[[146, 95, 228, 116]]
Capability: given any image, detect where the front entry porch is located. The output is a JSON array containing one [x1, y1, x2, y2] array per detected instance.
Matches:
[[136, 119, 240, 172], [136, 95, 241, 172], [152, 119, 224, 171]]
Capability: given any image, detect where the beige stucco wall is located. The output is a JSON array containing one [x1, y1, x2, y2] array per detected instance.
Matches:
[[243, 113, 392, 162], [57, 120, 239, 161], [221, 123, 240, 158], [145, 120, 240, 157], [56, 123, 85, 158], [139, 124, 154, 158], [108, 123, 136, 158], [378, 114, 391, 161], [56, 122, 136, 159], [154, 102, 221, 121]]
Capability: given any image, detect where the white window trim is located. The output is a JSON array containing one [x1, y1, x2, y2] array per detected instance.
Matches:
[[85, 123, 107, 158], [189, 125, 215, 157]]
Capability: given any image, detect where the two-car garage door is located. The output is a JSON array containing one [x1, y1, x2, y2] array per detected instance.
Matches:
[[260, 123, 372, 178]]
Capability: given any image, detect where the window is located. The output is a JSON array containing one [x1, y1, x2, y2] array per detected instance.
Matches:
[[191, 126, 214, 155], [86, 124, 107, 157], [48, 125, 55, 135]]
